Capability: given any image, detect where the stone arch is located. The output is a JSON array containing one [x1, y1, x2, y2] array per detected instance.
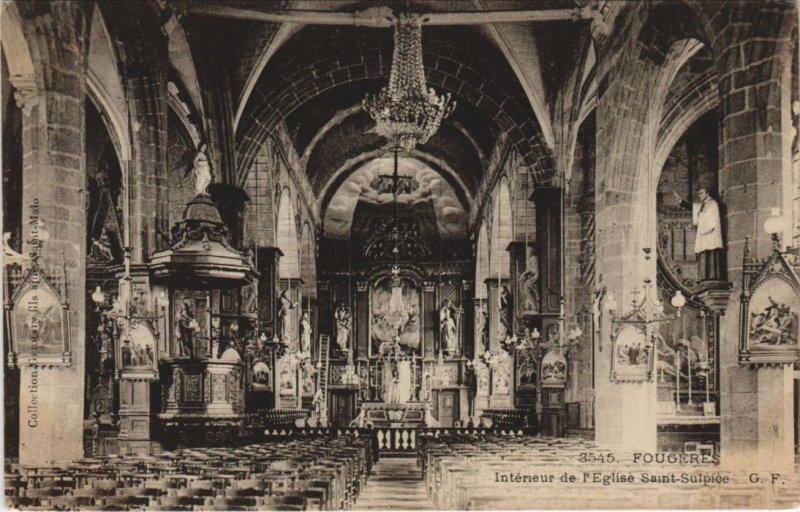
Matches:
[[86, 4, 130, 163], [0, 3, 38, 116], [276, 187, 300, 279], [475, 222, 490, 300], [490, 177, 513, 280]]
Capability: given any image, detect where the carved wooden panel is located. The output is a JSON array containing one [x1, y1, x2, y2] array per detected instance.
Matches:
[[182, 373, 202, 403]]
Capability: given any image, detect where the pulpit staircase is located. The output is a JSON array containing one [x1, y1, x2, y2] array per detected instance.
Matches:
[[315, 334, 330, 427]]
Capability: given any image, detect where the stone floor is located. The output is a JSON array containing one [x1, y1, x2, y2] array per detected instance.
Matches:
[[353, 457, 434, 510]]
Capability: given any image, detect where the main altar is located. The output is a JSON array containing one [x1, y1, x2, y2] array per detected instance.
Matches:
[[349, 343, 439, 427]]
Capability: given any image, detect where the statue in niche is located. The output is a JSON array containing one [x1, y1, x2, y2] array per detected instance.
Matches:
[[498, 285, 512, 339], [334, 305, 351, 352], [672, 188, 723, 281], [188, 143, 212, 197], [518, 250, 540, 313], [439, 300, 459, 355], [89, 227, 115, 263], [299, 311, 312, 353], [475, 303, 489, 353], [177, 302, 197, 358], [277, 289, 296, 343]]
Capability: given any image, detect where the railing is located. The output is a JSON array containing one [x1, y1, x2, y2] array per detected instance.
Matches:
[[253, 426, 530, 454], [245, 409, 310, 429], [480, 409, 530, 429]]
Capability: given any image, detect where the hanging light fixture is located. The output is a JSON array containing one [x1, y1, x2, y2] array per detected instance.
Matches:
[[363, 13, 455, 153]]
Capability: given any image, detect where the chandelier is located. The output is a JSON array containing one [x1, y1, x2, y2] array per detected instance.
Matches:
[[363, 13, 455, 153]]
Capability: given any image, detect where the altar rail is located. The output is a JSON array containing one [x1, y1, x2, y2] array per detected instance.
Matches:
[[254, 427, 532, 456], [480, 409, 531, 429], [244, 409, 311, 429]]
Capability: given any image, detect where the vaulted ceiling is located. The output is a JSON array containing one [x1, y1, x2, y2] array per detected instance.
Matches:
[[182, 0, 593, 218]]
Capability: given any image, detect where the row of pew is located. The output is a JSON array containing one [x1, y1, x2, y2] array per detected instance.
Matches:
[[419, 433, 800, 510], [5, 434, 373, 510]]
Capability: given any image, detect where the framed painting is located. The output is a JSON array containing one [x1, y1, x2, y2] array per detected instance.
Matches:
[[7, 265, 71, 367], [739, 243, 800, 366], [610, 323, 654, 382]]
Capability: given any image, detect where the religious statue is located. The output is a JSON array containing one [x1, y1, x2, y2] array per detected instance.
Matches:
[[387, 364, 402, 403], [299, 311, 312, 354], [673, 188, 724, 281], [498, 285, 512, 339], [518, 252, 540, 313], [334, 305, 351, 352], [439, 300, 459, 355], [89, 227, 115, 263], [190, 143, 212, 197], [177, 302, 197, 358], [277, 289, 296, 343], [592, 285, 607, 349]]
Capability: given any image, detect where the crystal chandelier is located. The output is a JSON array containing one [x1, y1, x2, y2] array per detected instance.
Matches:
[[363, 13, 455, 153]]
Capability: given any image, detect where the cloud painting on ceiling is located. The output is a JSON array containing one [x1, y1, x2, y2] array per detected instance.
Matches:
[[324, 157, 467, 240]]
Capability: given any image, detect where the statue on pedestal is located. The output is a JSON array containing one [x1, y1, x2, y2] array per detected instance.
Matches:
[[673, 188, 724, 281], [189, 143, 212, 197], [334, 305, 351, 352], [277, 289, 296, 343], [498, 285, 512, 339], [299, 312, 312, 353], [439, 300, 459, 355], [518, 252, 540, 313], [177, 302, 197, 358]]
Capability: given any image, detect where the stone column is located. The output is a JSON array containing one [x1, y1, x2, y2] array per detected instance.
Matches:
[[256, 248, 282, 338], [592, 11, 662, 451], [423, 281, 436, 359], [16, 2, 91, 464], [708, 2, 797, 469], [355, 281, 369, 361]]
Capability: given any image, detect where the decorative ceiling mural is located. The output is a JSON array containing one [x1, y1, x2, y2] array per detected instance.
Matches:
[[323, 157, 467, 241]]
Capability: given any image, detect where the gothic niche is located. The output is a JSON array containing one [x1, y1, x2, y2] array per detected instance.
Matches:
[[656, 110, 726, 289]]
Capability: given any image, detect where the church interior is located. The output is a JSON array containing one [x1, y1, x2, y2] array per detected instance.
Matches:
[[2, 0, 800, 509]]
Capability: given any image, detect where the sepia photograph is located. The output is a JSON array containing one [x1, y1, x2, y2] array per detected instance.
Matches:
[[1, 0, 799, 509]]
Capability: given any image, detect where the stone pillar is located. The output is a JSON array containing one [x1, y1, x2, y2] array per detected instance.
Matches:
[[355, 281, 369, 361], [592, 11, 662, 451], [317, 280, 331, 358], [209, 184, 249, 249], [16, 2, 91, 464], [423, 281, 436, 359], [256, 248, 281, 338], [708, 2, 797, 469]]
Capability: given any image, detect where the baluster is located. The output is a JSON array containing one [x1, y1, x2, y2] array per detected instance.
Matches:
[[401, 430, 409, 450], [410, 430, 416, 449], [377, 430, 385, 450]]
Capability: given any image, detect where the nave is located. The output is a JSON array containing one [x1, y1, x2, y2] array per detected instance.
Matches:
[[6, 432, 800, 510]]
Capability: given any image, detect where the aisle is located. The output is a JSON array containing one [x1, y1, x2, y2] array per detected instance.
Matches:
[[354, 457, 434, 510]]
